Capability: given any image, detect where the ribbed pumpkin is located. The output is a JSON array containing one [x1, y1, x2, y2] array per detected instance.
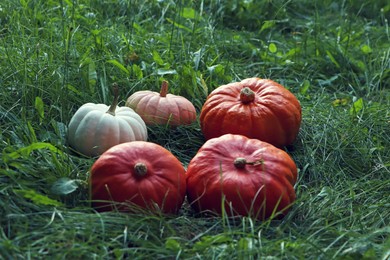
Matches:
[[186, 134, 298, 220], [125, 81, 197, 127], [90, 141, 186, 214], [199, 77, 302, 147], [68, 84, 147, 157]]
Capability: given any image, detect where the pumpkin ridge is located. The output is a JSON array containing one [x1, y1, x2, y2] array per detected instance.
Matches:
[[94, 114, 120, 153], [171, 94, 190, 124]]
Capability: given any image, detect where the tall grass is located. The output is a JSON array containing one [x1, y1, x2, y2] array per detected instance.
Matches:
[[1, 0, 389, 258]]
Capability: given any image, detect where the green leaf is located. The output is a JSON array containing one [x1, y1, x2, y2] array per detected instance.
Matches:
[[131, 64, 143, 79], [165, 238, 181, 252], [34, 96, 44, 123], [14, 189, 62, 207], [350, 97, 364, 116], [107, 59, 129, 76], [166, 18, 192, 32], [66, 84, 82, 96], [260, 20, 276, 33], [152, 50, 164, 66], [180, 7, 199, 20], [4, 142, 64, 162], [193, 234, 232, 251], [269, 43, 277, 53], [361, 44, 372, 54], [51, 178, 79, 195], [300, 79, 310, 95]]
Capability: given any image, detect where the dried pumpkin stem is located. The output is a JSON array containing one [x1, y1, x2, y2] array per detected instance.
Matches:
[[160, 80, 169, 97], [134, 162, 148, 177], [240, 87, 255, 104], [234, 157, 264, 169], [107, 83, 119, 116]]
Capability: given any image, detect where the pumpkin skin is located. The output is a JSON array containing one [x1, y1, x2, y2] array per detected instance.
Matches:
[[90, 141, 186, 214], [68, 85, 147, 157], [199, 77, 302, 147], [186, 134, 297, 220], [126, 81, 197, 127]]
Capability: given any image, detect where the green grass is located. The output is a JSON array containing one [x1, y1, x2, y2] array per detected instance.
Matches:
[[1, 0, 389, 258]]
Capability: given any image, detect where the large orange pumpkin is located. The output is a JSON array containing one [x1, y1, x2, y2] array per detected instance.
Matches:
[[90, 141, 186, 214], [199, 77, 302, 147], [126, 81, 197, 127], [186, 134, 298, 220]]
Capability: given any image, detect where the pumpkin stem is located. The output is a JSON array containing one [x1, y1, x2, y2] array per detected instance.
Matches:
[[107, 83, 119, 116], [134, 162, 148, 177], [234, 157, 264, 169], [240, 87, 255, 104], [160, 80, 169, 97]]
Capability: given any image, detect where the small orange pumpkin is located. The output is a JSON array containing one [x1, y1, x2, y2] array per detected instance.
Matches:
[[126, 81, 197, 127]]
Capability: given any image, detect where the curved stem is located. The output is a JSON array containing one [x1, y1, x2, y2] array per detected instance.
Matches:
[[160, 80, 169, 97], [234, 157, 264, 169], [106, 83, 119, 116]]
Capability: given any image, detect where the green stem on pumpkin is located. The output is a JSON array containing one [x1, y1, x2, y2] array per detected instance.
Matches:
[[234, 157, 264, 169], [106, 83, 119, 116], [160, 80, 169, 97], [134, 162, 148, 177]]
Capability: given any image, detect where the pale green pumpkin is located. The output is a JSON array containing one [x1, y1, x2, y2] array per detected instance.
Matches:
[[68, 85, 147, 157]]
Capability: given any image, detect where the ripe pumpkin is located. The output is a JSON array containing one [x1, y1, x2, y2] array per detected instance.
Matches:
[[125, 80, 197, 127], [199, 77, 302, 147], [186, 134, 298, 220], [90, 141, 186, 214], [68, 84, 147, 157]]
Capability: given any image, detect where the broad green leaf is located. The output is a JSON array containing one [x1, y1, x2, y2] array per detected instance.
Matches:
[[132, 64, 143, 79], [269, 43, 277, 53], [34, 96, 44, 122], [165, 238, 181, 252], [300, 79, 310, 95], [152, 50, 164, 66], [361, 44, 372, 54], [66, 84, 82, 95], [260, 20, 276, 33], [180, 7, 198, 20], [350, 97, 364, 116], [14, 189, 62, 207], [207, 64, 225, 75], [107, 59, 129, 76]]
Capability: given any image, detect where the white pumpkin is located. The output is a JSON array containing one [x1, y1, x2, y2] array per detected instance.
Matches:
[[68, 85, 148, 157]]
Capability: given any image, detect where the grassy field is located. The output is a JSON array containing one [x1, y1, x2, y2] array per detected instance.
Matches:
[[1, 0, 389, 259]]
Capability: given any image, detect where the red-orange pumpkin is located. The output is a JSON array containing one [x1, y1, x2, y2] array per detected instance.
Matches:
[[200, 77, 302, 147], [186, 134, 297, 220], [126, 81, 197, 126], [90, 141, 186, 214]]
